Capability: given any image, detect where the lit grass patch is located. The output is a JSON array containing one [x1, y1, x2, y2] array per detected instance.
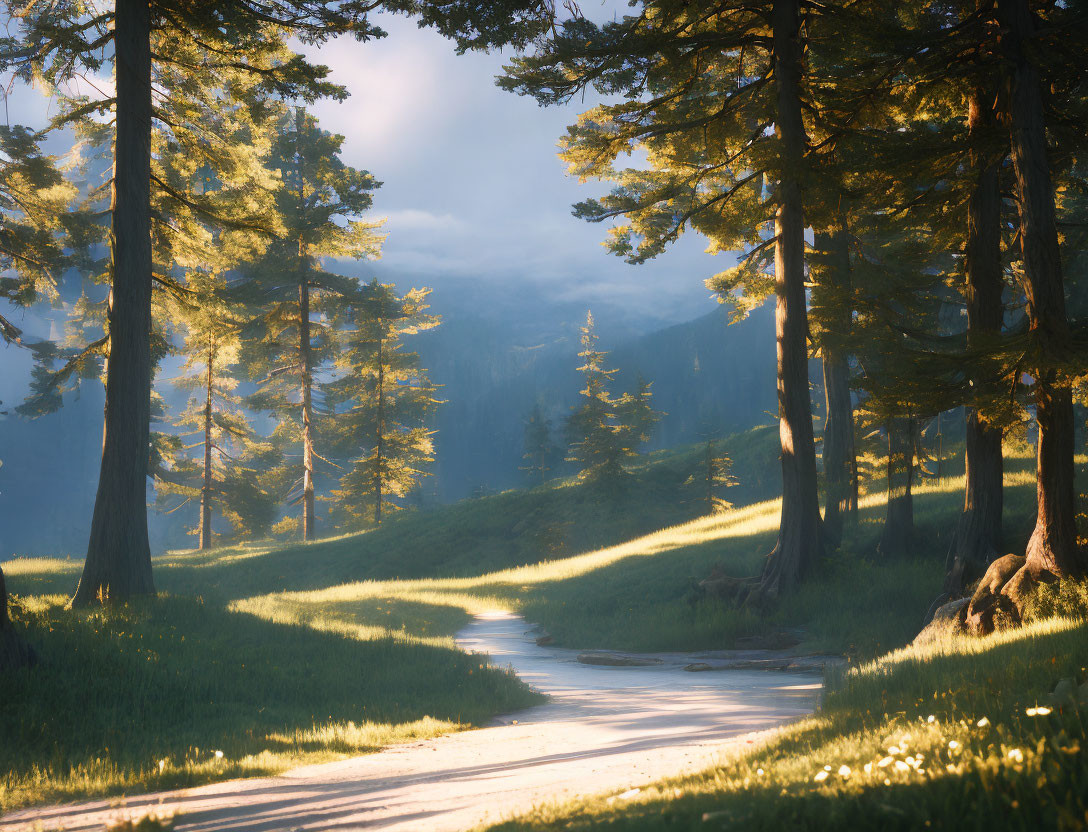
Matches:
[[484, 609, 1088, 831], [0, 593, 541, 813]]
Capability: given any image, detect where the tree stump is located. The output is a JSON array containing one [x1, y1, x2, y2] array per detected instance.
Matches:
[[0, 565, 37, 671]]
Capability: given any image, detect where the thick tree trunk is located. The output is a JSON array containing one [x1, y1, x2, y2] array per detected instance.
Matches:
[[755, 0, 823, 601], [998, 0, 1083, 578], [878, 417, 915, 558], [816, 228, 855, 548], [299, 266, 316, 541], [72, 0, 154, 606], [945, 86, 1005, 595], [198, 347, 214, 551], [0, 565, 36, 670]]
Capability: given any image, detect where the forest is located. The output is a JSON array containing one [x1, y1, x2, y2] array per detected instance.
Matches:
[[0, 1, 1086, 830]]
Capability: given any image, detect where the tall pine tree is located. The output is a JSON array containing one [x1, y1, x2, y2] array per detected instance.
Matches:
[[325, 280, 440, 529], [502, 0, 832, 599], [239, 108, 383, 540]]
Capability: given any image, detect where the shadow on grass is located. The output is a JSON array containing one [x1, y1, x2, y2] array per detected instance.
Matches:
[[0, 594, 542, 812], [486, 616, 1088, 832]]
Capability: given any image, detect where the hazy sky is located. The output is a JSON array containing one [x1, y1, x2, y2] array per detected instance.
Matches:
[[3, 8, 733, 335], [298, 11, 726, 326]]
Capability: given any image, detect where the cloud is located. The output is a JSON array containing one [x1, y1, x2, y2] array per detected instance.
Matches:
[[382, 209, 467, 232]]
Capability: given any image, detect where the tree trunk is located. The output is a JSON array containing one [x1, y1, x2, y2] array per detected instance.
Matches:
[[816, 227, 855, 548], [374, 332, 385, 526], [299, 262, 316, 541], [878, 416, 915, 558], [72, 0, 154, 606], [1, 565, 35, 670], [998, 0, 1083, 578], [945, 85, 1005, 594], [198, 346, 214, 550], [755, 0, 823, 601], [1, 565, 36, 670]]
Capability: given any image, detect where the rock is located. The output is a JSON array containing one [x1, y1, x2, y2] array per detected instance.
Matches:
[[1048, 678, 1077, 707], [964, 554, 1026, 636], [922, 592, 952, 627], [535, 634, 554, 646], [722, 659, 791, 671], [786, 656, 848, 673], [998, 565, 1039, 619], [913, 597, 969, 644], [576, 652, 664, 667], [975, 554, 1027, 598], [735, 631, 801, 650], [684, 663, 714, 672]]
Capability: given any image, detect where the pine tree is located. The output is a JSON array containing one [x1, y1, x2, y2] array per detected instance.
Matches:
[[877, 416, 918, 558], [995, 0, 1084, 579], [521, 405, 556, 487], [0, 125, 76, 344], [154, 271, 278, 548], [946, 80, 1007, 593], [686, 438, 738, 514], [238, 108, 383, 541], [502, 0, 830, 599], [325, 280, 440, 529], [1, 0, 382, 604], [810, 227, 858, 546], [831, 0, 1087, 582], [566, 311, 633, 485], [617, 373, 662, 449]]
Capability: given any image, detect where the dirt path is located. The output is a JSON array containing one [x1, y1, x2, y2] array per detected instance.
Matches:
[[1, 612, 821, 832]]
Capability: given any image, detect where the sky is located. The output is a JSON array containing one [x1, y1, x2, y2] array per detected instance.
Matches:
[[295, 11, 727, 329], [0, 5, 736, 362]]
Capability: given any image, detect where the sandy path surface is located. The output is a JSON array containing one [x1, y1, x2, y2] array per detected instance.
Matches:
[[1, 612, 821, 832]]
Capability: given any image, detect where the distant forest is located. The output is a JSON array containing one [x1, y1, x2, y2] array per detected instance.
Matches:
[[0, 297, 779, 555]]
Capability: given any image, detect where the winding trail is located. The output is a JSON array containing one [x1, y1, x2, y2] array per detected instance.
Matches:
[[1, 613, 821, 832]]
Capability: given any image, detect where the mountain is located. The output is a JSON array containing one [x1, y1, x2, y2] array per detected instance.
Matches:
[[419, 302, 780, 500]]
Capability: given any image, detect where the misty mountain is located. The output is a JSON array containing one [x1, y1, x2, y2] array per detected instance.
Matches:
[[0, 288, 780, 557], [421, 302, 779, 500]]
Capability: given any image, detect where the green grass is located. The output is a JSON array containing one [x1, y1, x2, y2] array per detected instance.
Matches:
[[0, 591, 540, 813], [218, 447, 1044, 662], [483, 589, 1088, 831], [3, 425, 1080, 824]]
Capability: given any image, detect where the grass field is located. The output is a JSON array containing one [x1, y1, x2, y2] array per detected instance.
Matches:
[[2, 426, 1082, 823]]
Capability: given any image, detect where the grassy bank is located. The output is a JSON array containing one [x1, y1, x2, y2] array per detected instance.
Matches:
[[211, 449, 1043, 661], [0, 591, 540, 812], [484, 586, 1088, 831]]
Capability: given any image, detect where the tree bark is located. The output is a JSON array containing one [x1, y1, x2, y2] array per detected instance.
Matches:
[[816, 228, 855, 548], [294, 110, 316, 542], [878, 416, 915, 558], [198, 345, 214, 550], [72, 0, 155, 606], [1, 565, 36, 670], [997, 0, 1083, 578], [374, 331, 385, 526], [299, 258, 316, 541], [945, 86, 1005, 594], [755, 0, 823, 601]]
